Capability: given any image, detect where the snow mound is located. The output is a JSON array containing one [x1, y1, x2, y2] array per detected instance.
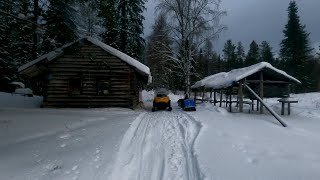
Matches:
[[0, 92, 42, 108], [142, 90, 155, 102], [15, 88, 33, 95]]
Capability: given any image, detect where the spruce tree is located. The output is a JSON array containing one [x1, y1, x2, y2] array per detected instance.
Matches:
[[42, 0, 77, 53], [260, 41, 274, 65], [223, 40, 236, 71], [0, 0, 34, 79], [245, 41, 260, 66], [116, 0, 146, 60], [0, 1, 14, 80], [236, 42, 245, 68], [280, 0, 313, 92], [9, 0, 34, 68], [98, 0, 118, 47], [203, 40, 215, 75]]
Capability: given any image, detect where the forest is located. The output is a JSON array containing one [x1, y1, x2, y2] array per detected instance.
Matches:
[[1, 0, 319, 94]]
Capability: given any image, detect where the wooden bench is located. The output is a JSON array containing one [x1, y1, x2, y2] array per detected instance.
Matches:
[[243, 101, 254, 113], [227, 100, 253, 113], [278, 98, 298, 115]]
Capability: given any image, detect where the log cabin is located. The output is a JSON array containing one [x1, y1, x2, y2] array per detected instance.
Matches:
[[18, 37, 152, 108]]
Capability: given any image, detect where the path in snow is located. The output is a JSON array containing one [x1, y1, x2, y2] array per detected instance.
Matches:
[[108, 111, 203, 180]]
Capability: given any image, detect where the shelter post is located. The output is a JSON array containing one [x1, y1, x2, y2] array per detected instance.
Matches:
[[194, 89, 197, 102], [259, 71, 264, 114], [202, 87, 205, 102], [214, 90, 217, 106], [229, 88, 232, 112], [219, 90, 223, 107], [239, 81, 244, 112]]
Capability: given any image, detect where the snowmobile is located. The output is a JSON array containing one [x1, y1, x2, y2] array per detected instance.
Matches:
[[152, 89, 172, 112], [178, 94, 196, 111]]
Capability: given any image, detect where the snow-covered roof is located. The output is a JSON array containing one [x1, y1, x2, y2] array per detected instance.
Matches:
[[18, 37, 152, 83], [191, 62, 301, 89], [9, 82, 25, 88]]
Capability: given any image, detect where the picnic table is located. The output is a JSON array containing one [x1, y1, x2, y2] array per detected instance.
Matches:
[[278, 98, 298, 115]]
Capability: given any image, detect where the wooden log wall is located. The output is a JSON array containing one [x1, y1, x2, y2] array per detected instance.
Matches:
[[44, 42, 140, 108]]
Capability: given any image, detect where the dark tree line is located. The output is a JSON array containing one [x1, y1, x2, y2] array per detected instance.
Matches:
[[221, 40, 276, 71]]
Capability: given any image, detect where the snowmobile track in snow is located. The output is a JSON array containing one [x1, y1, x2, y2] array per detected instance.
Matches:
[[108, 111, 203, 180]]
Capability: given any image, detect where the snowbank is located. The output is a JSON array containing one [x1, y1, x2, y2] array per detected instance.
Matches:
[[0, 92, 42, 108], [15, 88, 33, 95]]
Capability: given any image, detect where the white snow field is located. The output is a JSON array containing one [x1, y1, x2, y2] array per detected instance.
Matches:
[[1, 91, 320, 180], [0, 107, 139, 180]]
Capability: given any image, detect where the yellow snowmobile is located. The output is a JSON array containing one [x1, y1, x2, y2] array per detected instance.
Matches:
[[152, 89, 172, 112]]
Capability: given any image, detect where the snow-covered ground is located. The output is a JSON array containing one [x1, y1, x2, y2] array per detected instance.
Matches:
[[1, 91, 320, 180], [0, 92, 43, 108], [0, 107, 140, 180], [194, 92, 320, 180]]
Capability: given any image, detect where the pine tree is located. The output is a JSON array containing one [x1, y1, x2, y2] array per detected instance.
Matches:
[[74, 0, 102, 38], [0, 1, 14, 80], [223, 40, 236, 71], [195, 49, 209, 79], [0, 0, 35, 79], [42, 0, 77, 53], [98, 0, 118, 47], [9, 0, 34, 68], [260, 41, 274, 64], [203, 40, 214, 75], [280, 0, 313, 92], [245, 41, 260, 66], [236, 42, 245, 68], [117, 0, 146, 60]]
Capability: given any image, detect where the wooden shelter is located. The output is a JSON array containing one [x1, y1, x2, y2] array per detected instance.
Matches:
[[18, 37, 151, 108], [191, 62, 301, 114]]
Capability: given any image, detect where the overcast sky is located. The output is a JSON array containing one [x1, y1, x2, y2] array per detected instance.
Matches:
[[143, 0, 320, 55]]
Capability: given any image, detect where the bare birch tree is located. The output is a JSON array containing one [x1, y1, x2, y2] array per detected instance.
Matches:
[[157, 0, 226, 94]]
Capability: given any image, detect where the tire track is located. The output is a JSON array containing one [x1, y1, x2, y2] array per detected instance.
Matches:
[[108, 111, 203, 180]]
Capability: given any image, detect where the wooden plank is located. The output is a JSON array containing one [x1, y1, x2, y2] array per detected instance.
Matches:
[[47, 91, 132, 95], [45, 102, 130, 107], [49, 64, 130, 70], [46, 98, 131, 102], [244, 84, 287, 127], [49, 68, 130, 73]]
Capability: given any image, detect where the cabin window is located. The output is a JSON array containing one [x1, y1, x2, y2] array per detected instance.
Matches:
[[97, 80, 111, 95], [68, 78, 82, 95]]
